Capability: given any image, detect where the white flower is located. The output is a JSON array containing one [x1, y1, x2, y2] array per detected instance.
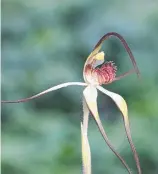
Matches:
[[2, 32, 142, 174]]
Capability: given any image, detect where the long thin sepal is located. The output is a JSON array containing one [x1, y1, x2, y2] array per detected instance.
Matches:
[[83, 85, 132, 174], [81, 122, 91, 174], [84, 32, 140, 80], [97, 86, 142, 174], [94, 32, 140, 78], [81, 97, 91, 174], [82, 97, 90, 135], [1, 82, 87, 103]]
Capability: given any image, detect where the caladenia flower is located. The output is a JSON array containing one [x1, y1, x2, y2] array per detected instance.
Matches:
[[2, 32, 142, 174]]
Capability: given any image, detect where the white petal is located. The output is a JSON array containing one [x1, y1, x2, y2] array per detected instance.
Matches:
[[2, 82, 87, 103]]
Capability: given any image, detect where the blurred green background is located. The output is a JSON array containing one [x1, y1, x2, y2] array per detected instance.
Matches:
[[1, 0, 158, 174]]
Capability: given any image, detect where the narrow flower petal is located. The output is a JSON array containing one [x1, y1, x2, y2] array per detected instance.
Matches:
[[114, 69, 135, 81], [97, 86, 142, 174], [83, 86, 132, 174], [1, 82, 87, 103], [81, 122, 91, 174]]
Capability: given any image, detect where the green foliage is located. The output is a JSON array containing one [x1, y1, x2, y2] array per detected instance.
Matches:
[[2, 0, 158, 173]]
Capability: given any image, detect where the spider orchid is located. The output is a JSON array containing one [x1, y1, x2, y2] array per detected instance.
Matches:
[[2, 32, 141, 174]]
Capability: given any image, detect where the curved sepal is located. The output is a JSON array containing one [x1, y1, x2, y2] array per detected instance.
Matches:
[[81, 122, 91, 174], [83, 86, 132, 174], [97, 86, 142, 174], [83, 32, 140, 81]]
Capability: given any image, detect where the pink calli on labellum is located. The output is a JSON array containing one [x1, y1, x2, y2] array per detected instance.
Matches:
[[2, 32, 141, 174], [85, 60, 117, 85]]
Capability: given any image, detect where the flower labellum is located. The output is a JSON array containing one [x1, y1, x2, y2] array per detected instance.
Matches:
[[85, 59, 117, 85]]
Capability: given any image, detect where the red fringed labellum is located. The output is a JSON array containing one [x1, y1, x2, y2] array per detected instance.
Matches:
[[85, 61, 117, 85]]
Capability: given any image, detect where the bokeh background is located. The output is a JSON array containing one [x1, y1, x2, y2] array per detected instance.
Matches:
[[1, 0, 158, 174]]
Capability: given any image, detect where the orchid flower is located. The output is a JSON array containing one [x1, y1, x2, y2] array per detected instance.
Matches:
[[2, 32, 141, 174]]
